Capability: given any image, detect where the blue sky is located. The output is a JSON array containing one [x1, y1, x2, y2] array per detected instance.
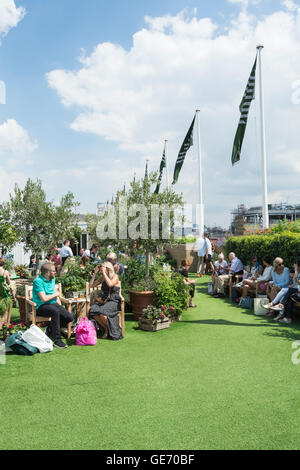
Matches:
[[0, 0, 300, 228]]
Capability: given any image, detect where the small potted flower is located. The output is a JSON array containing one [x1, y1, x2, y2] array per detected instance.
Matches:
[[0, 321, 27, 342], [138, 305, 171, 332]]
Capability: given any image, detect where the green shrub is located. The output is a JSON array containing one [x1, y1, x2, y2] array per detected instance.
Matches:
[[153, 271, 190, 315], [56, 260, 95, 295], [225, 231, 300, 269], [0, 297, 13, 315]]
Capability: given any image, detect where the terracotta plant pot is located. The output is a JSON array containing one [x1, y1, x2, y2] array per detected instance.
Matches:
[[16, 295, 26, 323], [129, 290, 155, 321]]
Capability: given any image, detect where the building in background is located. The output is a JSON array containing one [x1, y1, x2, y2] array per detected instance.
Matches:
[[231, 203, 300, 235]]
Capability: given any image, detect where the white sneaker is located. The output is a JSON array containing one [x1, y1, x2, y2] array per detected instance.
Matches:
[[263, 303, 273, 310]]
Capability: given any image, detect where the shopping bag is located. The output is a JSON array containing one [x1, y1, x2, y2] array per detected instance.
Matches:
[[254, 297, 270, 316], [5, 332, 38, 356], [75, 317, 97, 346], [22, 325, 53, 353]]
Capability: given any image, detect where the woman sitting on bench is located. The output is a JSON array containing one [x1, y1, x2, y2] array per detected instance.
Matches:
[[88, 261, 123, 340], [236, 255, 273, 299], [270, 258, 300, 324]]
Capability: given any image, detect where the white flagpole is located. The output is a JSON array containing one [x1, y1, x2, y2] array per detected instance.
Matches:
[[256, 45, 269, 229], [165, 140, 169, 188], [196, 109, 204, 237]]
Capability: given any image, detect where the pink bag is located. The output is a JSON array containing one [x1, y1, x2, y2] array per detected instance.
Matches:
[[75, 318, 97, 346]]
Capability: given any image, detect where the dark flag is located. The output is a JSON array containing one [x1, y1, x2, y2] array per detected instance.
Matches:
[[232, 56, 257, 166], [154, 143, 167, 194], [172, 114, 196, 185]]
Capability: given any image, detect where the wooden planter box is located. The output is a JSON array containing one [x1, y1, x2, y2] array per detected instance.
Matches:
[[139, 317, 171, 332], [129, 290, 155, 321]]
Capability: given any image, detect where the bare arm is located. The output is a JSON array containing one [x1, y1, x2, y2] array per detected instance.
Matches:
[[102, 271, 119, 288], [38, 291, 59, 303], [89, 265, 102, 288]]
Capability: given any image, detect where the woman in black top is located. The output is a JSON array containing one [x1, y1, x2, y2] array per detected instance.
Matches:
[[88, 261, 123, 340], [180, 259, 197, 308]]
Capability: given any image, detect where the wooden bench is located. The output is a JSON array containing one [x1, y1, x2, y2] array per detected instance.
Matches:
[[25, 283, 72, 340], [85, 282, 125, 337]]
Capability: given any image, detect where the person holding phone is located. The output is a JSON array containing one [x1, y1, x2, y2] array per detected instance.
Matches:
[[88, 262, 123, 340]]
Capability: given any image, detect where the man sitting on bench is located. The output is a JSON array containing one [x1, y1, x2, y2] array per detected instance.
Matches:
[[32, 262, 73, 349]]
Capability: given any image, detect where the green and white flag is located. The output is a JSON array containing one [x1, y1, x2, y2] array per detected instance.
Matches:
[[232, 56, 257, 166], [154, 143, 167, 194], [172, 114, 196, 185]]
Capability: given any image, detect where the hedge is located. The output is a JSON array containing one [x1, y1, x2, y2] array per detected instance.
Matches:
[[225, 231, 300, 270]]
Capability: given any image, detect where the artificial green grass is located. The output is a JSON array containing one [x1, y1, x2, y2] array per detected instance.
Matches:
[[1, 276, 300, 450]]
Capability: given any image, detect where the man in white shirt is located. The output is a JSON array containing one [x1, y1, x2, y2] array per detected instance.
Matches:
[[59, 240, 73, 266], [214, 252, 243, 297], [196, 233, 213, 277]]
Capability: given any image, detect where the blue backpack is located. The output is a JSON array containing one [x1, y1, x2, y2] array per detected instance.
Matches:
[[5, 332, 38, 356]]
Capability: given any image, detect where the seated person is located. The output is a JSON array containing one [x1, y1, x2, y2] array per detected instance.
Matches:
[[214, 252, 243, 298], [179, 259, 197, 308], [32, 262, 73, 349], [211, 254, 228, 295], [237, 255, 272, 299], [79, 255, 90, 270], [50, 248, 62, 274], [267, 258, 300, 323], [265, 257, 290, 317], [88, 261, 123, 340], [83, 243, 101, 262], [106, 252, 125, 276]]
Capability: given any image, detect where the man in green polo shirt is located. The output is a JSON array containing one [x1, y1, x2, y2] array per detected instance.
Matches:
[[33, 262, 73, 349]]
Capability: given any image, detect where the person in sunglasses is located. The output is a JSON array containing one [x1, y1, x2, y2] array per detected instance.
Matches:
[[265, 258, 290, 316]]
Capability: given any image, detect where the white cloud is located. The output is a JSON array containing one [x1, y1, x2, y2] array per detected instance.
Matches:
[[0, 168, 27, 201], [0, 119, 38, 155], [46, 6, 300, 227], [0, 0, 25, 39]]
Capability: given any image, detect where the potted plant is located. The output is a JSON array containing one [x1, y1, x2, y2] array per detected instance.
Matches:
[[153, 271, 190, 321], [129, 279, 156, 321], [0, 321, 27, 342], [14, 265, 29, 279], [138, 305, 170, 332], [87, 172, 184, 319]]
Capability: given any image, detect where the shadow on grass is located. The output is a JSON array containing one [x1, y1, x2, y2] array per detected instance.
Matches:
[[181, 318, 280, 328]]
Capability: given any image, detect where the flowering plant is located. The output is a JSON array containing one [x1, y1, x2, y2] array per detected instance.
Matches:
[[141, 305, 167, 321], [160, 305, 176, 317], [0, 321, 27, 341]]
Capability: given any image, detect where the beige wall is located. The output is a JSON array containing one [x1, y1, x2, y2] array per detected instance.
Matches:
[[165, 243, 198, 272]]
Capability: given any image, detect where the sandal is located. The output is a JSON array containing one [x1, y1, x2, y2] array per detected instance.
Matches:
[[279, 317, 292, 324]]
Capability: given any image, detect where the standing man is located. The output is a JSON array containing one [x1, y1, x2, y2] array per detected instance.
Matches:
[[59, 240, 73, 266], [196, 233, 213, 277], [32, 263, 73, 349]]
